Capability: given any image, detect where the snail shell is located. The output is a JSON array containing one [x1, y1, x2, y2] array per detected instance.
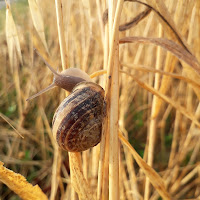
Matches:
[[52, 81, 105, 152]]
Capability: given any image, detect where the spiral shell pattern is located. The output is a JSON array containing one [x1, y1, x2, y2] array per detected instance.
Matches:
[[52, 82, 105, 152]]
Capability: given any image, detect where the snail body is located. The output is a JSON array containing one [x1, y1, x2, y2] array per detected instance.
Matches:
[[27, 51, 105, 152]]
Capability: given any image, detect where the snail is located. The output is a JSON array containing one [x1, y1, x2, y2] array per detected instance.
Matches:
[[27, 52, 105, 152]]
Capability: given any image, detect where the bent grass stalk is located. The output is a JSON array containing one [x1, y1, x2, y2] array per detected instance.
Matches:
[[0, 162, 48, 200]]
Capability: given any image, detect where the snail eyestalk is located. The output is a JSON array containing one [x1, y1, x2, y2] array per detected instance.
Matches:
[[34, 48, 60, 77], [26, 83, 56, 101]]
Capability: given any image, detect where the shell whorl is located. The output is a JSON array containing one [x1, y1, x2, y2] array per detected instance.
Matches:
[[52, 82, 105, 152]]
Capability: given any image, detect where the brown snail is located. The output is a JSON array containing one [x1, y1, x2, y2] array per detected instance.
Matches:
[[27, 53, 105, 152]]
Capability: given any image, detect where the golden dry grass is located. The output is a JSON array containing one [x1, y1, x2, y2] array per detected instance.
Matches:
[[0, 0, 200, 200]]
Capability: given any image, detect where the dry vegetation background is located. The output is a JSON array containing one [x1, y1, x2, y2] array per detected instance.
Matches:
[[0, 0, 200, 200]]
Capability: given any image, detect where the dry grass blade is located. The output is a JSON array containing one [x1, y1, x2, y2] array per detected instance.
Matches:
[[28, 0, 49, 53], [0, 113, 24, 138], [144, 26, 162, 200], [120, 37, 200, 75], [182, 64, 200, 100], [145, 0, 193, 54], [55, 0, 67, 70], [121, 70, 200, 128], [119, 8, 151, 31], [0, 162, 48, 200], [118, 132, 171, 200], [103, 7, 151, 31], [32, 29, 51, 63], [6, 3, 23, 122], [90, 69, 107, 79], [6, 4, 23, 70], [127, 0, 192, 53], [121, 63, 200, 90]]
